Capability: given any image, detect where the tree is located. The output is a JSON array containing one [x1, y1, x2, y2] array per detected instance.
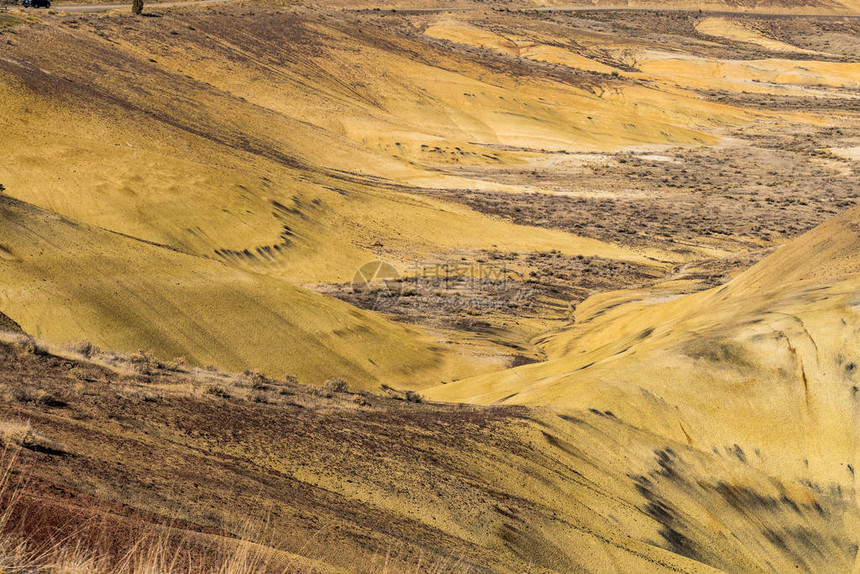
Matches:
[[132, 0, 143, 15]]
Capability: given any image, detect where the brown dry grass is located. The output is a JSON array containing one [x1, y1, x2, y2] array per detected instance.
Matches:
[[0, 331, 853, 572], [0, 446, 471, 574], [0, 420, 64, 453]]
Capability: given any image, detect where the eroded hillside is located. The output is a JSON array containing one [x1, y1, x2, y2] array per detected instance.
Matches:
[[1, 3, 859, 383], [0, 334, 856, 572], [427, 201, 860, 569], [0, 1, 859, 571]]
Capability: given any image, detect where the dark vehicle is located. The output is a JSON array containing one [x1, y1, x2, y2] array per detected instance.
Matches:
[[22, 0, 51, 7]]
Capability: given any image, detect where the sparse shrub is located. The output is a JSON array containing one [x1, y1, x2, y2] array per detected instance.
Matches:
[[0, 420, 36, 447], [322, 378, 349, 394], [69, 340, 99, 359], [15, 336, 46, 356], [163, 357, 187, 372], [132, 0, 143, 14], [8, 385, 42, 404], [129, 350, 161, 375], [352, 393, 368, 406], [379, 384, 423, 403], [283, 374, 299, 385], [251, 392, 272, 404], [0, 420, 64, 453], [0, 183, 5, 193], [8, 386, 66, 407], [205, 385, 231, 399], [244, 370, 271, 390], [122, 388, 160, 403]]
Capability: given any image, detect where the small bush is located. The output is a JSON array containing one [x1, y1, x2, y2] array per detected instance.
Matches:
[[379, 384, 423, 403], [163, 357, 188, 372], [244, 370, 271, 390], [69, 340, 99, 359], [205, 386, 231, 399], [0, 420, 65, 453], [130, 350, 161, 375], [15, 336, 46, 356], [8, 386, 66, 407], [352, 394, 368, 406], [283, 374, 299, 385], [9, 385, 42, 403], [0, 420, 37, 446], [322, 378, 349, 394], [122, 388, 160, 403]]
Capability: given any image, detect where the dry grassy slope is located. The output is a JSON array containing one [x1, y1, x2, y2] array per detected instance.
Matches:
[[316, 0, 860, 14], [0, 7, 681, 383], [427, 206, 860, 492], [423, 16, 860, 102], [0, 7, 731, 277], [637, 54, 860, 98], [537, 0, 860, 13], [415, 17, 753, 135], [0, 9, 675, 276], [0, 312, 24, 335], [0, 195, 479, 389], [0, 6, 851, 388], [154, 15, 715, 154], [1, 338, 856, 572]]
